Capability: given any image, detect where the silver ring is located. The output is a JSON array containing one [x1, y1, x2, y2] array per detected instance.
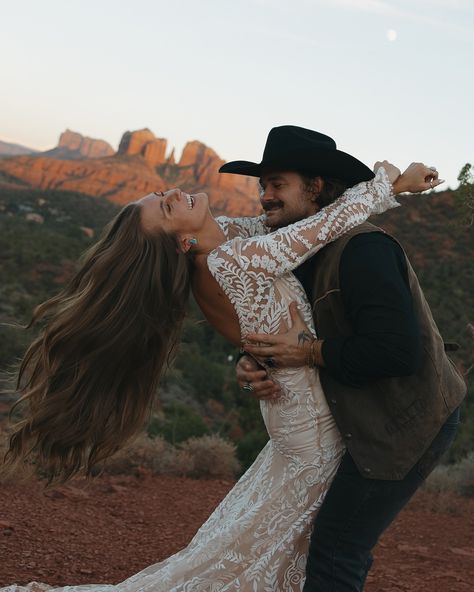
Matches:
[[428, 166, 437, 172], [242, 382, 254, 392]]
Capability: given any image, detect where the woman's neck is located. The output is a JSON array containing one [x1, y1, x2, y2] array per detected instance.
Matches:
[[192, 215, 226, 257]]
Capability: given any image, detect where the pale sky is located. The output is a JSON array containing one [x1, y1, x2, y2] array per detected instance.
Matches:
[[1, 0, 473, 188]]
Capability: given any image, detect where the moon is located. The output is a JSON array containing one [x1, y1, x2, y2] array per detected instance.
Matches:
[[387, 29, 398, 42]]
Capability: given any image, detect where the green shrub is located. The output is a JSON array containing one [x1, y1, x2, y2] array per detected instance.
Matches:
[[147, 402, 210, 445]]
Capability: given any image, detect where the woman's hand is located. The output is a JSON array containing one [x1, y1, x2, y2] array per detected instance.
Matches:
[[236, 356, 282, 400], [392, 163, 445, 194], [374, 160, 401, 185]]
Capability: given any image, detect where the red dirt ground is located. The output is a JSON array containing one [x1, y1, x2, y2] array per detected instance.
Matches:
[[0, 474, 473, 591]]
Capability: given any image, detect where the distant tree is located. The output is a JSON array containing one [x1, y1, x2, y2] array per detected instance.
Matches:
[[456, 163, 474, 227]]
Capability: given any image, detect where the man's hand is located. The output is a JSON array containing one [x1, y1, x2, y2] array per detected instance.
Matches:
[[242, 302, 313, 368], [236, 355, 282, 400], [392, 162, 445, 194]]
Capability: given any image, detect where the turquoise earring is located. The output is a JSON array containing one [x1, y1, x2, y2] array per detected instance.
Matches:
[[188, 238, 198, 246]]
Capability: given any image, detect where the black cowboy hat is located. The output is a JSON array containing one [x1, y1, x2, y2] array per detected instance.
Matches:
[[219, 125, 374, 185]]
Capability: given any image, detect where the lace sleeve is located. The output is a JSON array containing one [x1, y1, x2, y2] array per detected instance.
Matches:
[[215, 214, 268, 240], [208, 167, 398, 286]]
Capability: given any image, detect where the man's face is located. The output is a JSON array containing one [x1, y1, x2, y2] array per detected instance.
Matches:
[[259, 169, 320, 229]]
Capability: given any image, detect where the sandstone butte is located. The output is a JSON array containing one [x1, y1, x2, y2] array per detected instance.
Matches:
[[0, 129, 260, 217]]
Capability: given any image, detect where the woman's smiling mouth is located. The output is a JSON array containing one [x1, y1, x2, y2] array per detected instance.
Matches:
[[185, 194, 195, 209]]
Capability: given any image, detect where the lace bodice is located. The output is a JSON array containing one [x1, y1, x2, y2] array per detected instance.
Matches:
[[209, 167, 398, 340]]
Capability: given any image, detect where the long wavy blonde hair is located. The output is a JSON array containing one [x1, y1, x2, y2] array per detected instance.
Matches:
[[4, 203, 191, 483]]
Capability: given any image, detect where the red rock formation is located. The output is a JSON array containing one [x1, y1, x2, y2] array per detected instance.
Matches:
[[0, 130, 261, 216], [167, 148, 176, 166], [0, 155, 165, 204], [178, 141, 215, 169], [177, 140, 259, 215], [118, 129, 168, 168], [143, 139, 168, 167], [56, 130, 115, 159], [118, 129, 155, 156]]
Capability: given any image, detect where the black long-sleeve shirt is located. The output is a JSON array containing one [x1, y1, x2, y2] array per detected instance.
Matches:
[[294, 232, 422, 387]]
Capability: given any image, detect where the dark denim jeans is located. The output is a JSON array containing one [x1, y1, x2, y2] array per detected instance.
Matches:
[[303, 407, 461, 592]]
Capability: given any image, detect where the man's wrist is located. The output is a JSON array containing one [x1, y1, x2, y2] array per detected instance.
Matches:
[[304, 339, 325, 367]]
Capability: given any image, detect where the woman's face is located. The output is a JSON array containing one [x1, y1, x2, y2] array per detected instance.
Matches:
[[138, 189, 210, 236]]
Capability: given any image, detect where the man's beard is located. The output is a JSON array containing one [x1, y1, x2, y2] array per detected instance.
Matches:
[[263, 202, 302, 229]]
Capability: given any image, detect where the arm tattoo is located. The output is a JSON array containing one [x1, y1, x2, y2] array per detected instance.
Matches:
[[297, 331, 313, 346]]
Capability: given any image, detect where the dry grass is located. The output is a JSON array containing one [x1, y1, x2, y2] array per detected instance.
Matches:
[[0, 421, 241, 483], [424, 452, 474, 499], [104, 433, 240, 480], [179, 435, 241, 479], [0, 420, 37, 484], [453, 452, 474, 497], [103, 433, 173, 476]]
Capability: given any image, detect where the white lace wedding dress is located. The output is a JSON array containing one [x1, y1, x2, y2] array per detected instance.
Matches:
[[3, 169, 398, 592]]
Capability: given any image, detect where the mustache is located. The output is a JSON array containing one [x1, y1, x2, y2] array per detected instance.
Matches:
[[262, 201, 284, 212]]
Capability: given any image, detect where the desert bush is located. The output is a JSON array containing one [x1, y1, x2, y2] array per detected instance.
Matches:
[[0, 421, 37, 483], [453, 452, 474, 497], [424, 452, 474, 498], [104, 433, 173, 476], [104, 433, 240, 480], [423, 464, 456, 495], [178, 434, 241, 479]]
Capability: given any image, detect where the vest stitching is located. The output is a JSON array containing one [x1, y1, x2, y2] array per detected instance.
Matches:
[[313, 288, 341, 310]]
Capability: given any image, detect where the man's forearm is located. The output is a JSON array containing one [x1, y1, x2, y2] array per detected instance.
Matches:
[[321, 333, 421, 387]]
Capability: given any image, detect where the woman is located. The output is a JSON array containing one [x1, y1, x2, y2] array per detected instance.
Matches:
[[2, 161, 438, 591]]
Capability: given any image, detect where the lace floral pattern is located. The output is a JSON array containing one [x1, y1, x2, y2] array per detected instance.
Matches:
[[208, 167, 397, 340], [2, 169, 397, 592]]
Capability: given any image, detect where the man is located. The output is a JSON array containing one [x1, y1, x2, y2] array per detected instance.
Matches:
[[219, 125, 466, 591]]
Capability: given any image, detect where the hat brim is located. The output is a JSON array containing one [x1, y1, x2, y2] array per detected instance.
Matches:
[[219, 148, 374, 186]]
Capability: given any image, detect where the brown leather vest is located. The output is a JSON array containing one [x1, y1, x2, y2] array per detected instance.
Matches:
[[311, 222, 466, 480]]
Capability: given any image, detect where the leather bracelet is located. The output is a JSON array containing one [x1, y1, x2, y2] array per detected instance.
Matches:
[[309, 339, 325, 368], [304, 338, 325, 368], [306, 339, 316, 367]]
